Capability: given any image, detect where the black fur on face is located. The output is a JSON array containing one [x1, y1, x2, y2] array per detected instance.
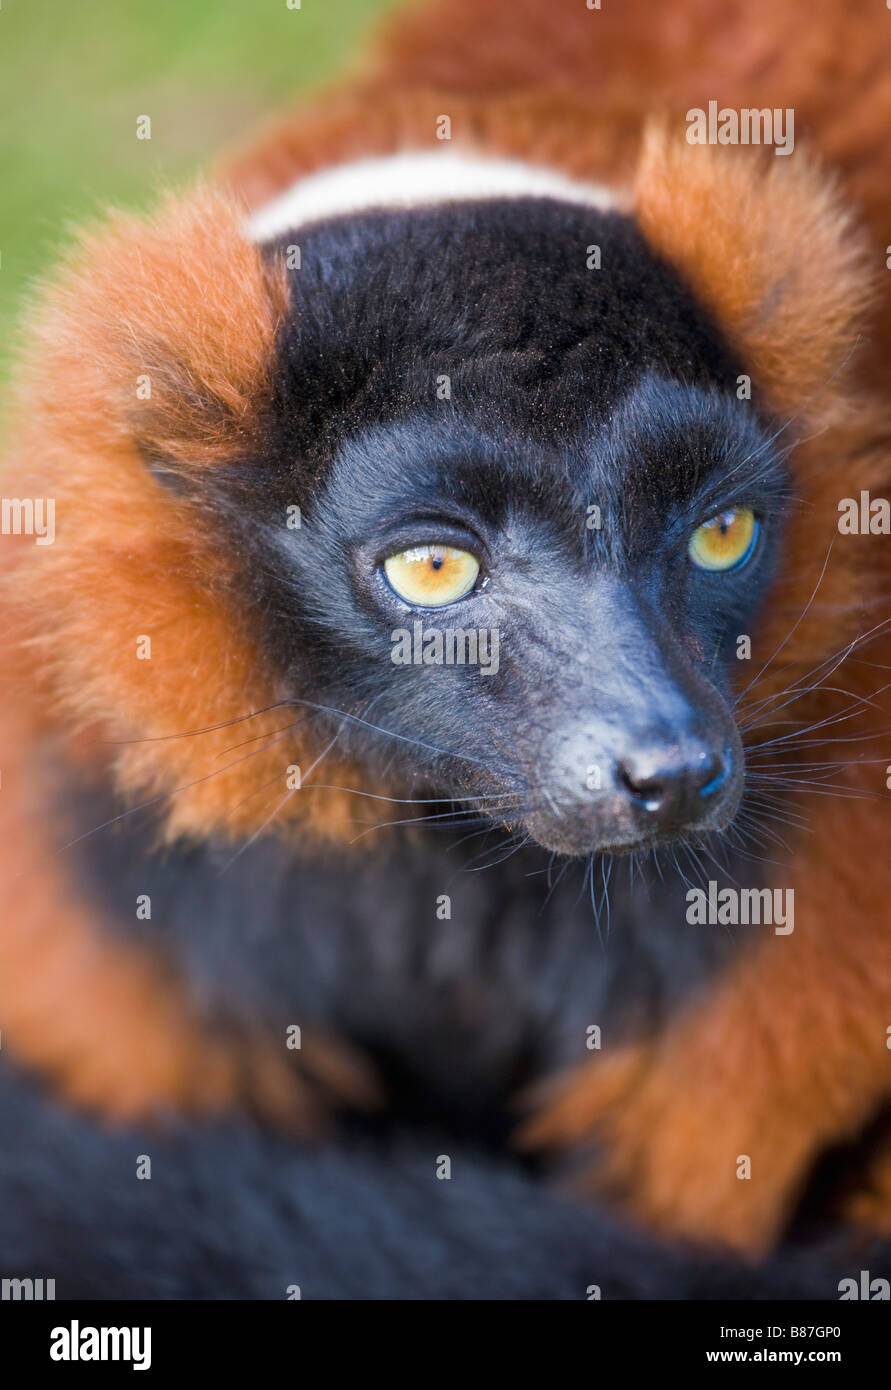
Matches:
[[203, 197, 789, 857]]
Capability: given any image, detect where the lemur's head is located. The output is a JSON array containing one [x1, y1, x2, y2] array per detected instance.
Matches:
[[229, 172, 782, 857], [7, 114, 873, 858]]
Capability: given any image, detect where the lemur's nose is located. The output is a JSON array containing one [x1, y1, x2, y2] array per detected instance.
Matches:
[[616, 743, 732, 829]]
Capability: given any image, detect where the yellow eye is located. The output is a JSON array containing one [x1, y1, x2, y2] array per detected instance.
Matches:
[[383, 544, 480, 607], [688, 508, 758, 573]]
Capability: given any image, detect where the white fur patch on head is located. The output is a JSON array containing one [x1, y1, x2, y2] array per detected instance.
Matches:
[[247, 151, 619, 242]]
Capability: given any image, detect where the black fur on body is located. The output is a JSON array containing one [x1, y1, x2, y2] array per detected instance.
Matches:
[[1, 784, 889, 1299]]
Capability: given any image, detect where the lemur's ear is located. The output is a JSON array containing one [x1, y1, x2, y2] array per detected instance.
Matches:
[[634, 125, 873, 421], [22, 185, 288, 470]]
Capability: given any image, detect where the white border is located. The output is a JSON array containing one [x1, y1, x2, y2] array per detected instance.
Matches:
[[247, 150, 619, 242]]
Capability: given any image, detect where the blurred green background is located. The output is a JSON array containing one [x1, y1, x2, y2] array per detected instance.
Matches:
[[0, 0, 399, 377]]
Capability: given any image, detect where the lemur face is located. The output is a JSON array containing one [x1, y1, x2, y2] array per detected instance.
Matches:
[[207, 195, 789, 857]]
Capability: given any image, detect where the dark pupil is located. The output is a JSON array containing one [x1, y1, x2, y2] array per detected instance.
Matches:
[[718, 513, 733, 535], [431, 555, 444, 570]]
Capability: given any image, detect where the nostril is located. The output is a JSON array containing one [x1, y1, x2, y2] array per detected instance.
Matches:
[[698, 746, 733, 799], [699, 762, 728, 799], [616, 764, 667, 812]]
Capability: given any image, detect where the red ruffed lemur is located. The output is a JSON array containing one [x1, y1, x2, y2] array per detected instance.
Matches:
[[2, 0, 891, 1298]]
